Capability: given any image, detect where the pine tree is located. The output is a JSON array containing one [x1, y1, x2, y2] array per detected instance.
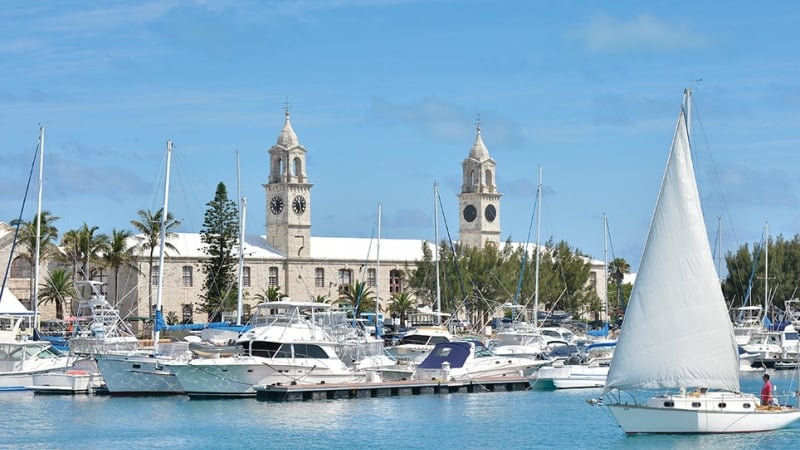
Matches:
[[199, 182, 239, 321]]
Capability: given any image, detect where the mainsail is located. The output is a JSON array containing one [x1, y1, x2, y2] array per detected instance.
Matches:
[[604, 92, 739, 393]]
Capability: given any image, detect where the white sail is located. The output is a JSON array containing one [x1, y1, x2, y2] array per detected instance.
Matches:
[[605, 94, 739, 393]]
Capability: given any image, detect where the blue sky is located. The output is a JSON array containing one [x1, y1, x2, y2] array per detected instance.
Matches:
[[1, 1, 799, 272]]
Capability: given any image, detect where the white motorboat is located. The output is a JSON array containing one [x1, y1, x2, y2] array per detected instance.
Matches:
[[165, 301, 365, 398], [0, 315, 73, 391], [412, 340, 548, 381], [529, 342, 614, 389]]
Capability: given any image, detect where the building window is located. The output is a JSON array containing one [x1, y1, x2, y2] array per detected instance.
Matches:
[[181, 304, 193, 324], [367, 268, 377, 287], [182, 266, 193, 287], [268, 267, 279, 287], [9, 257, 31, 279], [338, 269, 352, 295], [588, 271, 597, 292], [243, 266, 251, 287], [315, 268, 325, 287], [151, 265, 160, 286], [389, 269, 403, 294]]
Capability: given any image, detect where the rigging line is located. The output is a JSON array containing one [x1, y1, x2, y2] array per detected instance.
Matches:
[[742, 231, 765, 310], [436, 189, 469, 321], [514, 182, 540, 306], [1, 141, 40, 296]]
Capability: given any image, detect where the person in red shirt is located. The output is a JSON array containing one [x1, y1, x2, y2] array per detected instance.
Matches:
[[761, 373, 774, 406]]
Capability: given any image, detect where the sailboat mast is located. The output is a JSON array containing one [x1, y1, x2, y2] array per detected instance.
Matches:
[[765, 221, 769, 322], [153, 141, 173, 354], [376, 203, 381, 337], [533, 165, 542, 330], [236, 150, 245, 326], [603, 212, 609, 323], [434, 182, 442, 326], [33, 125, 44, 327]]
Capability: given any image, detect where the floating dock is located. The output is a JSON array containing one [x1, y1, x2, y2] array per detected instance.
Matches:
[[254, 376, 530, 402]]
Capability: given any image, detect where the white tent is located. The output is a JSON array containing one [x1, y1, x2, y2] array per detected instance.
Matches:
[[0, 287, 32, 314]]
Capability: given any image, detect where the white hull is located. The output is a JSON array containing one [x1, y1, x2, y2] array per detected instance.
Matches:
[[29, 370, 103, 394], [530, 364, 608, 389], [415, 358, 546, 381], [168, 357, 365, 398], [607, 391, 800, 433], [95, 353, 183, 395]]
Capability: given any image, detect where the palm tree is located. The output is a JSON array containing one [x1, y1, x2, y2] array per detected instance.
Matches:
[[38, 268, 76, 319], [254, 286, 283, 303], [388, 292, 416, 329], [10, 210, 60, 302], [339, 280, 376, 317], [103, 229, 137, 304], [75, 223, 110, 280], [59, 229, 81, 280], [130, 208, 180, 316]]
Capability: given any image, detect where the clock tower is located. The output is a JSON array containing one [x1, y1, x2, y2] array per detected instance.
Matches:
[[458, 122, 501, 248], [264, 107, 312, 258]]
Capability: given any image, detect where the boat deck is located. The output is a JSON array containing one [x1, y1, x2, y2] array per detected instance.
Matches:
[[254, 376, 530, 402]]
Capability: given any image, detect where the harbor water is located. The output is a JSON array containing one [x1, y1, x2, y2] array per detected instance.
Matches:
[[2, 371, 799, 449]]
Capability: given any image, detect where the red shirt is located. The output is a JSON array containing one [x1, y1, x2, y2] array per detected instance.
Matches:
[[761, 380, 774, 405]]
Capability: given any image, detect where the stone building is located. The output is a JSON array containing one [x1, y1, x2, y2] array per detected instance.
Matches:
[[0, 110, 607, 325]]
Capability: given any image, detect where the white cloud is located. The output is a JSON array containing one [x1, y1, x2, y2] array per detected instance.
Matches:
[[568, 14, 710, 54]]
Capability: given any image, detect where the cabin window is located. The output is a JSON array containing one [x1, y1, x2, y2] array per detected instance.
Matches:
[[315, 268, 325, 287], [182, 266, 193, 287], [663, 401, 674, 407], [250, 341, 283, 358], [743, 403, 752, 409], [430, 336, 449, 345], [691, 402, 701, 408], [293, 344, 328, 359], [718, 403, 727, 408]]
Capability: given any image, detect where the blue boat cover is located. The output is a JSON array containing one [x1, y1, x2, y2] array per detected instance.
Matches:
[[418, 341, 472, 369]]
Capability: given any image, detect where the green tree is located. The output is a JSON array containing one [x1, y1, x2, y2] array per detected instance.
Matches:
[[130, 208, 181, 317], [38, 268, 76, 319], [198, 182, 239, 321], [103, 229, 137, 304], [339, 280, 376, 317], [254, 287, 283, 303], [10, 211, 60, 302], [74, 223, 110, 280], [388, 292, 416, 328]]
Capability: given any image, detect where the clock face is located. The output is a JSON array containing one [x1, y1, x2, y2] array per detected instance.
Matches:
[[269, 196, 284, 215], [485, 204, 497, 222], [292, 195, 306, 214], [463, 204, 477, 222]]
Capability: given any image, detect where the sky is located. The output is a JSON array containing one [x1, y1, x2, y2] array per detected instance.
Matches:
[[1, 0, 799, 273]]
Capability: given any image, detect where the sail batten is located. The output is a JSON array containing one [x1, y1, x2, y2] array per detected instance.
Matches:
[[605, 93, 740, 393]]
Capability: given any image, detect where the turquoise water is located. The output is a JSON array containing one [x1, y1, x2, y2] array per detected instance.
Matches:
[[1, 371, 799, 449]]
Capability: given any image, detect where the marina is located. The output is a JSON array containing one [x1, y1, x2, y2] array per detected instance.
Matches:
[[1, 371, 799, 449]]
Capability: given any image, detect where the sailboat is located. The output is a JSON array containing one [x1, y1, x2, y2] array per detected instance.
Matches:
[[598, 89, 800, 433]]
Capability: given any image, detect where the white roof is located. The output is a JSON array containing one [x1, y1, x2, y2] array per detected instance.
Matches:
[[127, 232, 431, 262]]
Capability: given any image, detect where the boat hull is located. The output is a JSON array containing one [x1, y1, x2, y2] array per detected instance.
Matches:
[[29, 370, 102, 394], [95, 353, 184, 395], [168, 357, 365, 398], [607, 392, 800, 433]]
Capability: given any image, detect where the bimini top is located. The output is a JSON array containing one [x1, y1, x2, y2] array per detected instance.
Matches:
[[417, 341, 485, 370]]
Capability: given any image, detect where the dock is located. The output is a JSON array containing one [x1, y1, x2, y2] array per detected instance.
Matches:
[[254, 376, 530, 402]]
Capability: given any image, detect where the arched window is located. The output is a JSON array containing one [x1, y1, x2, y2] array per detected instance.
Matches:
[[292, 156, 302, 178], [484, 169, 493, 186], [9, 257, 31, 279], [338, 269, 352, 295], [469, 169, 478, 186]]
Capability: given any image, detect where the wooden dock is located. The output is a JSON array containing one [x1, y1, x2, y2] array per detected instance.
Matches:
[[254, 376, 531, 402]]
